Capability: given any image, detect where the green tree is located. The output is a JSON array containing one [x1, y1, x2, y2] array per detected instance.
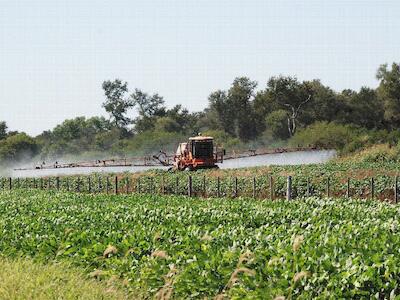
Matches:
[[94, 128, 122, 151], [130, 89, 166, 133], [0, 121, 7, 140], [102, 79, 133, 129], [267, 76, 312, 137], [208, 77, 258, 141], [195, 108, 220, 133], [154, 117, 180, 133], [208, 90, 235, 136], [343, 87, 384, 129], [165, 105, 200, 134], [376, 63, 400, 127], [253, 89, 281, 135], [39, 116, 113, 158], [0, 133, 38, 163], [302, 80, 345, 124], [265, 110, 290, 139], [228, 77, 258, 141]]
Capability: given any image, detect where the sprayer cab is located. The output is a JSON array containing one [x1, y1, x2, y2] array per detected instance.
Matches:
[[173, 136, 224, 171]]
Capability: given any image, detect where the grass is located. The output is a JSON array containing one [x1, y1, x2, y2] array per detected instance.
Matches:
[[0, 257, 129, 300]]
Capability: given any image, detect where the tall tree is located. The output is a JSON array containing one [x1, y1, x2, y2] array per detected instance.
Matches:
[[208, 90, 235, 136], [342, 87, 384, 129], [0, 121, 7, 140], [302, 80, 343, 124], [253, 89, 281, 135], [376, 63, 400, 127], [228, 77, 258, 141], [102, 79, 133, 129], [130, 88, 166, 133], [208, 77, 258, 141], [165, 105, 199, 134], [268, 76, 312, 137]]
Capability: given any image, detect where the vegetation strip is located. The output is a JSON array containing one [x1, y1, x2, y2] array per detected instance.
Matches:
[[0, 257, 128, 300], [1, 190, 400, 298]]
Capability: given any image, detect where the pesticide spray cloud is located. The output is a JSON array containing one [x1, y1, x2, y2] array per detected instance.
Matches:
[[10, 150, 336, 178]]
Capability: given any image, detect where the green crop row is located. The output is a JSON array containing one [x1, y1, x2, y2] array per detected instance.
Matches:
[[1, 170, 399, 201], [1, 190, 400, 298]]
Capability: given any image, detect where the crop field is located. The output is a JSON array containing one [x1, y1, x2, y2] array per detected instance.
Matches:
[[1, 189, 400, 299]]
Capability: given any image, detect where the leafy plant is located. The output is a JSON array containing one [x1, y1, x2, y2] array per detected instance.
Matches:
[[1, 190, 400, 298]]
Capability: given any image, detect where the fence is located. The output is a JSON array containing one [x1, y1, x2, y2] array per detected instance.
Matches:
[[0, 174, 399, 203]]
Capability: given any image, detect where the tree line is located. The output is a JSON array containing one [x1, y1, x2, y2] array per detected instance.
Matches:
[[1, 62, 400, 165]]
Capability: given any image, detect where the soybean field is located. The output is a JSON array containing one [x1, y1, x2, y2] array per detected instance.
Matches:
[[1, 190, 400, 299]]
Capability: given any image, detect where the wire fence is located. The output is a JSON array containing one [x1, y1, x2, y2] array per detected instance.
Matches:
[[1, 174, 399, 203]]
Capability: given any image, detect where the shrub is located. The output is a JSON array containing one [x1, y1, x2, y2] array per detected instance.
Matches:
[[265, 110, 290, 140], [289, 122, 359, 151], [341, 143, 399, 163], [0, 133, 38, 164]]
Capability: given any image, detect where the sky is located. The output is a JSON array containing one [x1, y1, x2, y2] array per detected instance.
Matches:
[[0, 0, 399, 136]]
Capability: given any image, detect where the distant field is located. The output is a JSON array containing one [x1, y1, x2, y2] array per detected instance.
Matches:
[[1, 190, 400, 298]]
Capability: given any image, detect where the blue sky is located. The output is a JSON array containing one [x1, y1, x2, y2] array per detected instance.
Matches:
[[0, 0, 399, 135]]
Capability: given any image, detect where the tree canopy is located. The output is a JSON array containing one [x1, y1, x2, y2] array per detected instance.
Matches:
[[102, 79, 133, 129], [1, 61, 400, 166]]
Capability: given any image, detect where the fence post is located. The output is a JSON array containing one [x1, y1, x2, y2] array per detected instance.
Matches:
[[370, 177, 374, 200], [66, 178, 69, 191], [203, 176, 206, 197], [286, 176, 292, 201], [86, 177, 91, 193], [77, 177, 81, 193], [269, 176, 274, 200], [137, 177, 141, 194], [217, 177, 221, 198], [253, 177, 256, 198], [306, 178, 311, 197], [395, 176, 398, 204], [56, 177, 60, 191], [346, 178, 350, 198], [188, 176, 193, 197], [234, 177, 238, 198], [115, 176, 118, 195], [161, 176, 165, 195], [33, 178, 36, 189], [9, 177, 12, 190], [106, 177, 109, 194], [98, 176, 102, 193], [125, 177, 129, 194], [326, 177, 330, 198]]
